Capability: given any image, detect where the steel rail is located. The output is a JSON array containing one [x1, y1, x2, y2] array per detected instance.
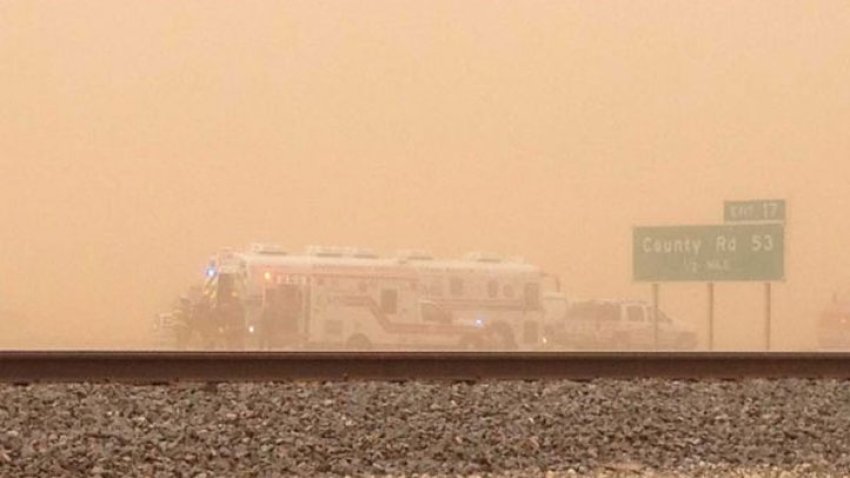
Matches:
[[1, 352, 850, 383]]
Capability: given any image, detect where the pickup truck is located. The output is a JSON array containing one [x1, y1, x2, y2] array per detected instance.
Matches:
[[544, 299, 698, 350]]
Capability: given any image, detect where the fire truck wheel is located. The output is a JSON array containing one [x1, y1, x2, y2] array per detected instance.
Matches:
[[346, 334, 372, 351], [457, 335, 483, 351], [179, 329, 205, 350], [677, 333, 698, 350], [174, 327, 190, 350], [487, 324, 517, 351], [611, 333, 630, 351], [226, 335, 245, 351]]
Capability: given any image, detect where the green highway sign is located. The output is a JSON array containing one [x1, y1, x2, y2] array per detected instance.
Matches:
[[633, 223, 784, 282], [724, 199, 785, 222]]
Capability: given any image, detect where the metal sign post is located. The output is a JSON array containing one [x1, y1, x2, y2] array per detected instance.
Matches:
[[765, 282, 772, 351], [652, 283, 659, 350], [707, 282, 715, 351], [725, 199, 786, 352]]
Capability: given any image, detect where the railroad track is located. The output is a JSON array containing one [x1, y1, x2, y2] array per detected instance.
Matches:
[[1, 351, 850, 383]]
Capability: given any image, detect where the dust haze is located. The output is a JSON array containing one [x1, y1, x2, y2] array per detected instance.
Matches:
[[1, 1, 849, 350]]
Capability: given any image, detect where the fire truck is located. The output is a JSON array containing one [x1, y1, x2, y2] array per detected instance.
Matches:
[[817, 297, 850, 349], [184, 244, 552, 350]]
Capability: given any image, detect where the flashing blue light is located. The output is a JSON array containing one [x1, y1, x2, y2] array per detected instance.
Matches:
[[206, 267, 216, 278]]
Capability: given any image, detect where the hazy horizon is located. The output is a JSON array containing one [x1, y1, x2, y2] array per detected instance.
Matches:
[[2, 1, 849, 350]]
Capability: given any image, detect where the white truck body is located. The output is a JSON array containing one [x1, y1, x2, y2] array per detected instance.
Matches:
[[195, 245, 547, 350], [545, 299, 698, 350]]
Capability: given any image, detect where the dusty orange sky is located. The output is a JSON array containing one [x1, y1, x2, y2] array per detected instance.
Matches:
[[1, 1, 849, 349]]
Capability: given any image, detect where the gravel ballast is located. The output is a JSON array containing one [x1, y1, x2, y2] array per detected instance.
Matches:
[[1, 379, 849, 476]]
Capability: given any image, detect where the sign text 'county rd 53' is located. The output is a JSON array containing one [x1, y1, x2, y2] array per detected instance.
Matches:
[[633, 223, 784, 282]]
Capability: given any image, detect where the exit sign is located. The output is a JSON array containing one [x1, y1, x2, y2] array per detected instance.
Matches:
[[724, 199, 785, 222]]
